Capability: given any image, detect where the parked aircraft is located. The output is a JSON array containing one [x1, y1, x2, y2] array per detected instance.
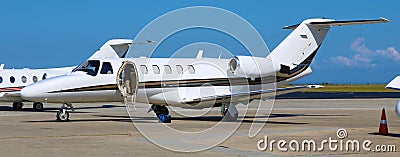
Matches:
[[385, 76, 400, 117], [0, 39, 132, 111], [20, 18, 389, 122]]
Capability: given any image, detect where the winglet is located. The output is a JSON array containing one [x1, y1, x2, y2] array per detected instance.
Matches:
[[0, 64, 4, 70], [380, 17, 390, 23]]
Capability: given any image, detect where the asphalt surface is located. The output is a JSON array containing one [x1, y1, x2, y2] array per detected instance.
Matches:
[[0, 99, 399, 156], [277, 92, 400, 99]]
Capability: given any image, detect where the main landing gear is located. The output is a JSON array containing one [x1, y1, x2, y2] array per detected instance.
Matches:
[[56, 103, 74, 122], [33, 102, 44, 111], [151, 104, 171, 123], [12, 102, 44, 111], [221, 103, 238, 122], [12, 102, 23, 110]]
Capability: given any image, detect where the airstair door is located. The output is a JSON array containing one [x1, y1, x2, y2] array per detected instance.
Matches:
[[117, 61, 138, 105]]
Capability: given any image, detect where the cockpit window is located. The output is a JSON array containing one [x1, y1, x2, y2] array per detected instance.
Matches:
[[100, 62, 113, 74], [72, 60, 100, 76], [42, 73, 47, 80]]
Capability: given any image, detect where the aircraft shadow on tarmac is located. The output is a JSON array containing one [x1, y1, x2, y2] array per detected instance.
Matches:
[[0, 104, 123, 113], [22, 113, 349, 125], [368, 132, 400, 138]]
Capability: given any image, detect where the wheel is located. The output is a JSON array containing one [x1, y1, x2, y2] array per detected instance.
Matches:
[[56, 109, 69, 122], [33, 102, 44, 111], [151, 105, 169, 115], [223, 112, 238, 122], [12, 102, 23, 110], [157, 114, 171, 123]]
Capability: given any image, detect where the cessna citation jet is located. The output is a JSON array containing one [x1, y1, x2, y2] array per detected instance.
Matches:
[[21, 18, 389, 122], [0, 39, 132, 111]]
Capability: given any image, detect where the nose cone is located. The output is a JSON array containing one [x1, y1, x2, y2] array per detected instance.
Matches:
[[21, 81, 49, 102]]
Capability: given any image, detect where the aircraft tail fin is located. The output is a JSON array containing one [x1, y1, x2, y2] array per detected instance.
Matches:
[[270, 18, 389, 76], [88, 39, 133, 60]]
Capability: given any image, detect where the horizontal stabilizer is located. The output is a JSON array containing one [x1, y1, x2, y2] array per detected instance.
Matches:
[[309, 17, 389, 26], [283, 17, 389, 30]]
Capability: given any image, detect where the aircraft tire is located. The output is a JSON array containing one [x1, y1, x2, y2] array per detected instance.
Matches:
[[56, 109, 69, 122], [12, 102, 23, 111], [33, 102, 44, 111]]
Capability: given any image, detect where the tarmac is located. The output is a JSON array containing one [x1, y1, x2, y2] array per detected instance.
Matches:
[[0, 99, 399, 156]]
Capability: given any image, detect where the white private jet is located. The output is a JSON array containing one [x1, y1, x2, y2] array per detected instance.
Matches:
[[21, 18, 389, 122], [385, 76, 400, 116], [0, 39, 132, 111]]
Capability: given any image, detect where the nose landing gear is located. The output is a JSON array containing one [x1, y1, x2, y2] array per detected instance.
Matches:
[[56, 103, 73, 122]]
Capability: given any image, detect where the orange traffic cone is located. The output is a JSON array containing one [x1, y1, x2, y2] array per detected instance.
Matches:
[[378, 108, 389, 135]]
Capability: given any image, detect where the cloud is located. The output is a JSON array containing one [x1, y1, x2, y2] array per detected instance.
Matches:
[[330, 37, 399, 67], [376, 47, 400, 61], [330, 56, 354, 66]]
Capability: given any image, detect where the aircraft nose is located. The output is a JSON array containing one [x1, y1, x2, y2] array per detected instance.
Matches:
[[21, 82, 48, 102]]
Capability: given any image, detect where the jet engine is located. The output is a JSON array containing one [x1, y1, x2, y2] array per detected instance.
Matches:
[[228, 56, 275, 77]]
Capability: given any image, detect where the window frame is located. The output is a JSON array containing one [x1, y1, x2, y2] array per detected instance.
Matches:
[[164, 65, 172, 74], [187, 65, 195, 74], [140, 65, 148, 74], [10, 76, 15, 83], [21, 76, 27, 83], [100, 62, 114, 74], [176, 65, 183, 74], [33, 76, 38, 82], [152, 65, 160, 74]]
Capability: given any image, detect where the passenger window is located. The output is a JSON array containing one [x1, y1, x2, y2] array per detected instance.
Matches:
[[188, 65, 195, 74], [0, 76, 2, 83], [140, 65, 148, 74], [10, 76, 15, 83], [42, 73, 47, 80], [152, 65, 160, 74], [176, 65, 183, 74], [33, 76, 38, 82], [21, 76, 27, 83], [100, 62, 113, 74], [164, 65, 172, 74]]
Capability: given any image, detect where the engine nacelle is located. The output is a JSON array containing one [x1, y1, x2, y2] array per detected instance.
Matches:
[[228, 56, 275, 77]]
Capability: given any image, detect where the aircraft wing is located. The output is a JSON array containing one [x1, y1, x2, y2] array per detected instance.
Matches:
[[0, 92, 24, 102], [386, 76, 400, 90], [3, 92, 21, 97], [182, 85, 314, 105]]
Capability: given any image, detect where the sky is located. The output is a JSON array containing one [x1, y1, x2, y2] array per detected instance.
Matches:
[[0, 0, 399, 84]]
